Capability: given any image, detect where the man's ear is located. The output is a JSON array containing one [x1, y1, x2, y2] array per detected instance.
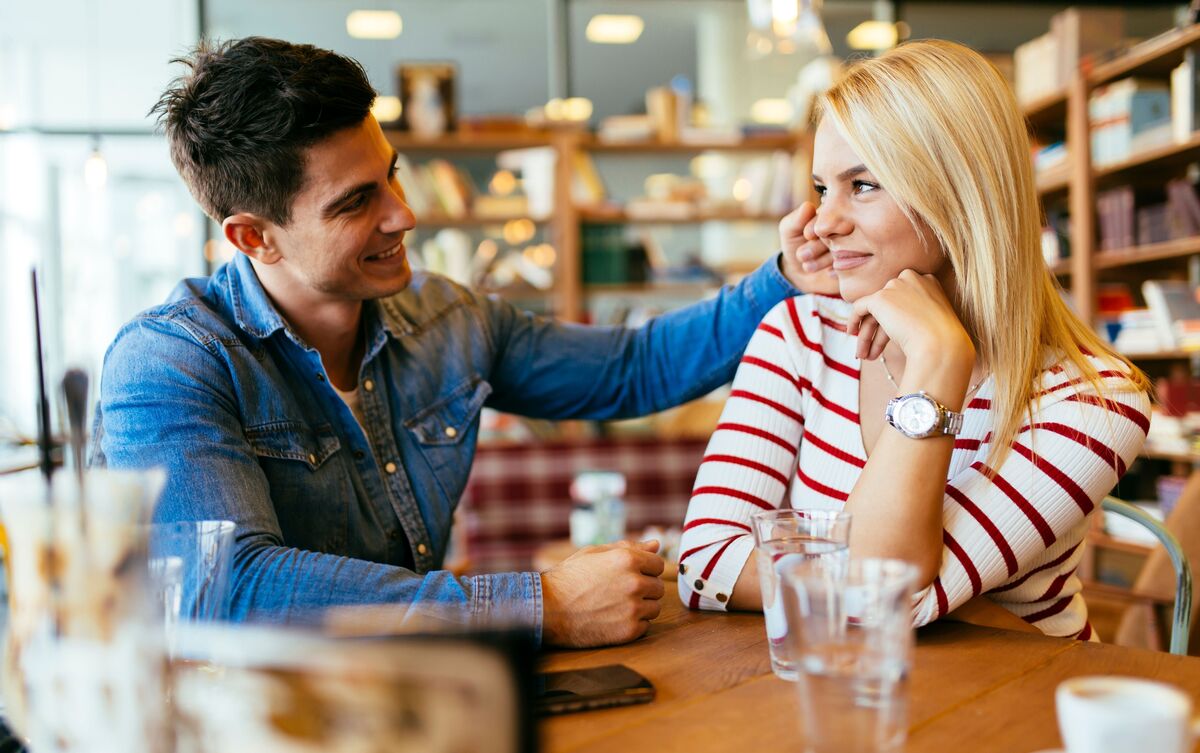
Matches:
[[222, 214, 282, 264]]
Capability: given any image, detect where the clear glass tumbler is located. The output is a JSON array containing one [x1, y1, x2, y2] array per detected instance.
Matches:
[[751, 508, 851, 680], [0, 469, 170, 753], [148, 520, 235, 655], [782, 557, 918, 753]]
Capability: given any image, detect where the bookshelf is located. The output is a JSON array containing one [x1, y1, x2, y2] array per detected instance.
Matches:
[[384, 127, 802, 323], [1024, 21, 1200, 578]]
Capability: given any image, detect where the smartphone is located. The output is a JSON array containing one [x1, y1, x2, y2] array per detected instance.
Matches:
[[534, 664, 655, 715]]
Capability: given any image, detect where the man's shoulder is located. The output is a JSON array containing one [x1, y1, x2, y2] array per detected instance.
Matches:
[[377, 271, 480, 334], [113, 270, 241, 352]]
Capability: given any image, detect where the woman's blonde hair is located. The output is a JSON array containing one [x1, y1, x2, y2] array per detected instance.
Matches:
[[818, 40, 1149, 465]]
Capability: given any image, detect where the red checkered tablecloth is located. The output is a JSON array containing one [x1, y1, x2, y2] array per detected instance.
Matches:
[[459, 437, 708, 573]]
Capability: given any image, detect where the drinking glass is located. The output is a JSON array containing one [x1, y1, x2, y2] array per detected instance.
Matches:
[[0, 469, 170, 753], [751, 508, 851, 680], [148, 520, 235, 655], [781, 557, 918, 753]]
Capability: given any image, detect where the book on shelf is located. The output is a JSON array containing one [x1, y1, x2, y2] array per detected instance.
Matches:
[[1096, 186, 1135, 251], [1041, 208, 1071, 265], [1089, 78, 1172, 167], [1171, 48, 1200, 142], [1014, 8, 1125, 106], [1142, 279, 1200, 349], [571, 151, 606, 205]]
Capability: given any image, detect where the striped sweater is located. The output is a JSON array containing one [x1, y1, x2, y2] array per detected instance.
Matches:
[[678, 295, 1151, 638]]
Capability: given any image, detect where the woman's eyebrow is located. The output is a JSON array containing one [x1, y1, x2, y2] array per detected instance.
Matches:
[[811, 164, 870, 183]]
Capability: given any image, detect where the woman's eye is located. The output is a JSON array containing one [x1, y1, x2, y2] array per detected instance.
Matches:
[[852, 180, 879, 194], [812, 184, 827, 198]]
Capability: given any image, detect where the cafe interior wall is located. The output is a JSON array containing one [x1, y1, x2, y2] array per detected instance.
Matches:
[[0, 0, 1183, 441]]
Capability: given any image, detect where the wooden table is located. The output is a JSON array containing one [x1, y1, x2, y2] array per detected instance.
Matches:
[[540, 591, 1200, 753]]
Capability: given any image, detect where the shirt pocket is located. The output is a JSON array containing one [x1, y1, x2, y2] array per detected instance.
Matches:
[[403, 377, 491, 507], [405, 377, 492, 447], [244, 420, 347, 552]]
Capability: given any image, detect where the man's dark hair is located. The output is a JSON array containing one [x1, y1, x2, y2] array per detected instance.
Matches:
[[152, 37, 376, 226]]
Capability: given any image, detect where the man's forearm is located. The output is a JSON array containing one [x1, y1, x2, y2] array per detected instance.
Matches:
[[228, 539, 544, 641]]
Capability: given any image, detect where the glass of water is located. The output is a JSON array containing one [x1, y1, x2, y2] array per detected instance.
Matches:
[[781, 557, 918, 753], [751, 508, 851, 680]]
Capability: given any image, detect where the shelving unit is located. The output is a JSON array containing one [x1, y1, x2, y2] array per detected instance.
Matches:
[[1025, 22, 1200, 582], [384, 127, 801, 323]]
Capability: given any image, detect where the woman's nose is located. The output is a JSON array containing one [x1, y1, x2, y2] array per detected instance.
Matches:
[[812, 196, 850, 240]]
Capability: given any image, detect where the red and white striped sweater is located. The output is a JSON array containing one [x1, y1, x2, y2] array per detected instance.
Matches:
[[679, 295, 1151, 638]]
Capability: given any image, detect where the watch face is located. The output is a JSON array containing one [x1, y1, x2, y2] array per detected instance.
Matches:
[[895, 395, 938, 436]]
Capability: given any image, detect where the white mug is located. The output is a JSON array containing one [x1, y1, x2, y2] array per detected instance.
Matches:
[[1056, 676, 1200, 753]]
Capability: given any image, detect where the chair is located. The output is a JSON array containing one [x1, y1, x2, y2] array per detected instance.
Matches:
[[1101, 496, 1193, 655]]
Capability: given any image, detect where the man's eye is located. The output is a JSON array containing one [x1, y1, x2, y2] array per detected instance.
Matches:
[[344, 194, 368, 212]]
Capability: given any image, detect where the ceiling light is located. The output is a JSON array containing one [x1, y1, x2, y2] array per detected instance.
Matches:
[[750, 98, 794, 125], [84, 144, 107, 190], [346, 10, 403, 40], [371, 96, 402, 123], [847, 20, 900, 51], [586, 15, 644, 44]]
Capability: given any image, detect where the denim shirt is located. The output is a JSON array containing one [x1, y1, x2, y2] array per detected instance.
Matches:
[[93, 252, 798, 641]]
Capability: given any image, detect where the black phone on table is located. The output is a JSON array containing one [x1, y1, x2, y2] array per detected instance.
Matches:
[[534, 664, 655, 715]]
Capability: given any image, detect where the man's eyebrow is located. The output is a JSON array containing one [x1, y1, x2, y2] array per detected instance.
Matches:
[[319, 151, 400, 218]]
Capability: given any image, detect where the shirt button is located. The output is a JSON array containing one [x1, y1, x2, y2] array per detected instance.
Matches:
[[385, 462, 397, 474], [693, 579, 704, 591], [417, 543, 428, 556], [354, 450, 365, 460], [316, 373, 326, 383], [363, 379, 375, 392], [307, 453, 317, 465], [678, 563, 688, 575], [444, 426, 457, 438], [716, 592, 728, 603]]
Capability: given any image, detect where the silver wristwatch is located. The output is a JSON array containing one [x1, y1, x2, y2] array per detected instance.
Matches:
[[885, 391, 964, 439]]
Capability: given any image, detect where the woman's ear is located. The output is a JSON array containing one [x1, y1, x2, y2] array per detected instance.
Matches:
[[222, 214, 281, 264]]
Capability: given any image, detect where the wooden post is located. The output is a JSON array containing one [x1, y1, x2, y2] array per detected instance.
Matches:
[[551, 129, 583, 323], [1066, 70, 1095, 326]]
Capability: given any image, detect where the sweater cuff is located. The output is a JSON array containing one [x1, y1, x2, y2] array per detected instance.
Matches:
[[680, 534, 755, 611]]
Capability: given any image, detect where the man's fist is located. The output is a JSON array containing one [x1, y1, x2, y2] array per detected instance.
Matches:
[[540, 540, 665, 647]]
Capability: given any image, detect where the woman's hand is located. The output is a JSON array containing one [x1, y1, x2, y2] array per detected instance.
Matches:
[[779, 202, 840, 295], [846, 269, 974, 366]]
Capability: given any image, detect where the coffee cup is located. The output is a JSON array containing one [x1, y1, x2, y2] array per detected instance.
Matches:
[[1056, 675, 1200, 753]]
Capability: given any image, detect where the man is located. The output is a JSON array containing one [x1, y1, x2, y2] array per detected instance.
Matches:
[[94, 37, 834, 648]]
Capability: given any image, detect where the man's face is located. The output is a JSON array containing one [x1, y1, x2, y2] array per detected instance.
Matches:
[[263, 115, 416, 303]]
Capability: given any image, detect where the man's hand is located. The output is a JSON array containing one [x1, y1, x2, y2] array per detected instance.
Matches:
[[540, 540, 665, 647], [779, 201, 839, 296]]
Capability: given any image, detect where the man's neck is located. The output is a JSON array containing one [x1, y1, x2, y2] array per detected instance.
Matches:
[[253, 264, 366, 391]]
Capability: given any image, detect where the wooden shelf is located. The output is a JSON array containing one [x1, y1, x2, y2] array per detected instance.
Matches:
[[383, 130, 553, 152], [1089, 24, 1200, 87], [416, 213, 550, 229], [578, 207, 780, 224], [1023, 90, 1068, 128], [1093, 133, 1200, 182], [584, 281, 719, 297], [1140, 447, 1200, 464], [1089, 530, 1155, 557], [585, 135, 797, 154], [1035, 166, 1070, 197], [1093, 235, 1200, 269], [1120, 348, 1200, 361]]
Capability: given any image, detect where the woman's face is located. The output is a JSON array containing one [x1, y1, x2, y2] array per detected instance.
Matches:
[[811, 118, 946, 302]]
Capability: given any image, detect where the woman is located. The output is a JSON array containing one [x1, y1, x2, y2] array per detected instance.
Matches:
[[678, 40, 1151, 639]]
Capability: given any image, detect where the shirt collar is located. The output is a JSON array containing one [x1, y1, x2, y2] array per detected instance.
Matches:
[[228, 253, 288, 340], [227, 252, 407, 360]]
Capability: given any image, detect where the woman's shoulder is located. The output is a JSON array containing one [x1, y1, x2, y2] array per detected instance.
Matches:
[[761, 293, 855, 340], [1032, 350, 1151, 427]]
